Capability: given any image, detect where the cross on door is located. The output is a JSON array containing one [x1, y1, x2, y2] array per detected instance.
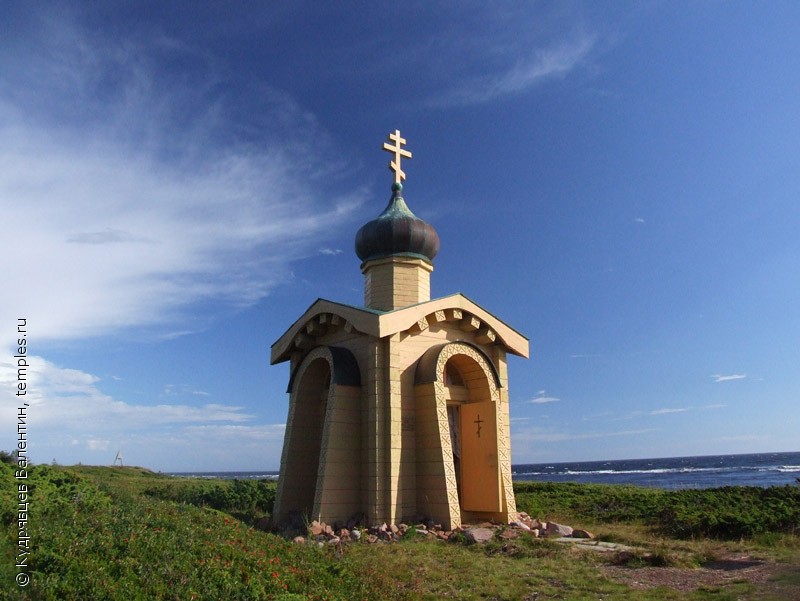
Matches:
[[474, 414, 483, 438]]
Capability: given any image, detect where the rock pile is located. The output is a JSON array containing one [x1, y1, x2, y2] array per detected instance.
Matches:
[[281, 511, 594, 546]]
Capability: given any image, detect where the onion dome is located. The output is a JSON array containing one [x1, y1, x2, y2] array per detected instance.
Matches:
[[355, 182, 440, 265]]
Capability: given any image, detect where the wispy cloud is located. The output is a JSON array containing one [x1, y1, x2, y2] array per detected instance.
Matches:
[[0, 355, 284, 469], [570, 353, 602, 359], [319, 248, 343, 256], [0, 16, 362, 343], [161, 384, 212, 398], [605, 403, 727, 421], [634, 217, 646, 224], [430, 33, 596, 107], [527, 390, 561, 404], [0, 356, 255, 427], [648, 407, 689, 415], [712, 374, 747, 383], [511, 425, 657, 444]]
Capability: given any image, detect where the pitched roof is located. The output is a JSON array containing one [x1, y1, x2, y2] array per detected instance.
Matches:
[[270, 293, 529, 364]]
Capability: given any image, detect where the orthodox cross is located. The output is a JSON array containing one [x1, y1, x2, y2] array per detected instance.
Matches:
[[382, 129, 412, 184], [474, 414, 483, 438]]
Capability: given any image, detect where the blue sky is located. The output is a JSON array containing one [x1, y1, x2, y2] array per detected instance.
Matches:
[[2, 2, 798, 471]]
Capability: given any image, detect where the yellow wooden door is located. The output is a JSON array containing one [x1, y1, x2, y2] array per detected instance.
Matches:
[[459, 401, 501, 512]]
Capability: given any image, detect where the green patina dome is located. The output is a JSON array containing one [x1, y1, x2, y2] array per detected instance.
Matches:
[[354, 185, 440, 265]]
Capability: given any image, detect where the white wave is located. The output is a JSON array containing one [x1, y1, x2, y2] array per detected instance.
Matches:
[[513, 467, 727, 477]]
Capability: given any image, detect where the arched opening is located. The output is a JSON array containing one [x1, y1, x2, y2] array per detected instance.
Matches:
[[414, 341, 512, 529], [280, 357, 331, 519], [445, 361, 465, 386], [442, 354, 500, 517]]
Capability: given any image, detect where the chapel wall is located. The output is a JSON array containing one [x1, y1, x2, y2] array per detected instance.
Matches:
[[314, 384, 363, 524]]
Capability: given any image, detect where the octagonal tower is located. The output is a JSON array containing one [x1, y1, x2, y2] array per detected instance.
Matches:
[[271, 130, 529, 530]]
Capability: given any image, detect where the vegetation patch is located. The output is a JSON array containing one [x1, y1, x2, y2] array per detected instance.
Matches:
[[1, 462, 798, 600], [514, 481, 800, 539]]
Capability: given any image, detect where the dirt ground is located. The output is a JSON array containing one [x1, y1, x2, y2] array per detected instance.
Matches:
[[602, 554, 800, 599]]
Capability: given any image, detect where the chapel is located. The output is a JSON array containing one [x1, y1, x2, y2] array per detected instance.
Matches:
[[271, 130, 529, 530]]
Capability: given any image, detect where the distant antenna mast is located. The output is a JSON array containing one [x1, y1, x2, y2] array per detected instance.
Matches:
[[113, 450, 123, 467]]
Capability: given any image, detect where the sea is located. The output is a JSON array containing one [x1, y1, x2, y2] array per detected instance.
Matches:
[[511, 451, 800, 489], [169, 451, 800, 490]]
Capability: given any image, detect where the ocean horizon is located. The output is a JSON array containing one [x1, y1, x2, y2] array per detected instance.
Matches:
[[168, 451, 800, 490]]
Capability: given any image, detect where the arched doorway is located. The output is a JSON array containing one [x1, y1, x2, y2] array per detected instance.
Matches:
[[277, 356, 330, 519], [443, 355, 501, 515], [415, 341, 515, 529], [273, 345, 363, 525]]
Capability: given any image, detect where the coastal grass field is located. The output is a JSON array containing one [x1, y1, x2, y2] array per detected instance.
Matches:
[[2, 462, 799, 600]]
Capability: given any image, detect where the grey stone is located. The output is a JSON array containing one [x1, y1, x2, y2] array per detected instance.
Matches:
[[309, 520, 324, 536], [572, 529, 594, 539], [465, 527, 495, 544], [545, 522, 573, 537]]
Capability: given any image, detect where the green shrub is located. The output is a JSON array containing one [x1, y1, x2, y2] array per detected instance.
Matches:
[[513, 481, 800, 540], [143, 478, 276, 521], [0, 466, 380, 600]]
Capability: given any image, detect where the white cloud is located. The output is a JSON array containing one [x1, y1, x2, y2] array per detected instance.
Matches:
[[431, 33, 596, 107], [511, 425, 656, 444], [604, 403, 727, 421], [527, 390, 561, 404], [319, 248, 344, 256], [635, 217, 646, 223], [0, 355, 255, 428], [0, 354, 284, 470], [0, 16, 363, 343], [86, 439, 111, 452], [648, 407, 689, 415], [712, 374, 747, 383], [161, 385, 212, 399]]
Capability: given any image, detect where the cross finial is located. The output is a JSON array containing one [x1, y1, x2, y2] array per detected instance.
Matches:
[[382, 129, 412, 184]]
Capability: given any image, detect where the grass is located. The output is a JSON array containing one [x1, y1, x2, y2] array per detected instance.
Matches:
[[1, 462, 799, 600], [513, 481, 800, 539]]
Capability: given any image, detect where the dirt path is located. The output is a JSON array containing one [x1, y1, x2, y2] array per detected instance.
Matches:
[[602, 554, 800, 599]]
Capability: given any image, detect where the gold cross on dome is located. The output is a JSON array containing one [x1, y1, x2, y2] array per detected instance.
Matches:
[[383, 129, 412, 184]]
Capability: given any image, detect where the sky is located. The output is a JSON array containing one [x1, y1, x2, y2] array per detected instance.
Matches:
[[2, 2, 799, 471]]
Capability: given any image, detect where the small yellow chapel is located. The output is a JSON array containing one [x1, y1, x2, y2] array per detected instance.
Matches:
[[271, 130, 529, 530]]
